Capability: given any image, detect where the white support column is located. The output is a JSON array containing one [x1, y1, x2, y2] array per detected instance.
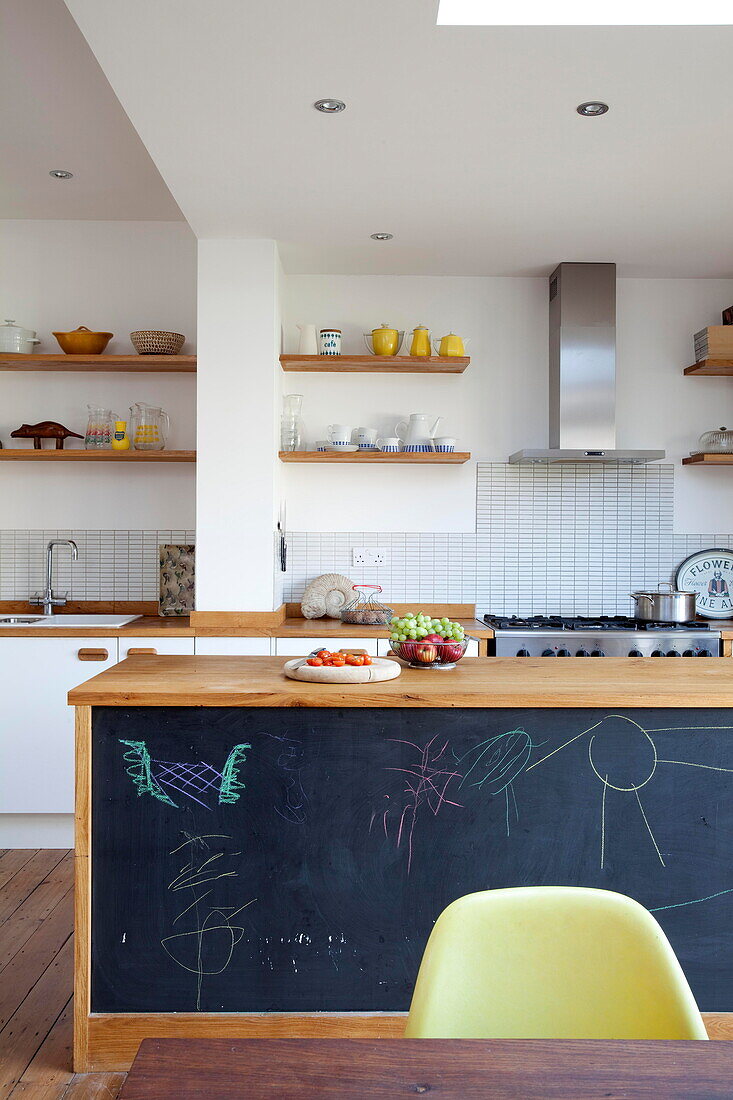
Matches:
[[196, 239, 281, 612]]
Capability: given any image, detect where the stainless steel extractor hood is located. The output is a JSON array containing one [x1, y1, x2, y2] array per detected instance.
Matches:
[[508, 262, 665, 464]]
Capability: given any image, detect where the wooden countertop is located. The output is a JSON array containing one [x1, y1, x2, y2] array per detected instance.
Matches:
[[0, 615, 195, 638], [68, 655, 733, 708], [0, 614, 492, 640]]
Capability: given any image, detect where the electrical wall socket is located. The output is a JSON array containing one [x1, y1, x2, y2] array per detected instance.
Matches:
[[352, 548, 387, 568]]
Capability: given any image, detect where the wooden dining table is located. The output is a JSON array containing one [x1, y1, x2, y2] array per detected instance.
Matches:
[[120, 1037, 733, 1098]]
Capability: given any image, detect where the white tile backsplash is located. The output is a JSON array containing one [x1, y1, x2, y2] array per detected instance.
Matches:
[[0, 530, 195, 601]]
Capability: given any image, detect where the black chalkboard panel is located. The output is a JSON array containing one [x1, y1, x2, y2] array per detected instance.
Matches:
[[91, 706, 733, 1013]]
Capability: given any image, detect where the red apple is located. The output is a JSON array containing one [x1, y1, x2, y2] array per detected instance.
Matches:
[[415, 643, 438, 664], [439, 642, 464, 663], [397, 642, 417, 661], [424, 633, 444, 643]]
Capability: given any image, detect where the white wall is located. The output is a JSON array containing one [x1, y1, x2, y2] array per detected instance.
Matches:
[[0, 220, 197, 527], [196, 239, 281, 611], [283, 274, 733, 533]]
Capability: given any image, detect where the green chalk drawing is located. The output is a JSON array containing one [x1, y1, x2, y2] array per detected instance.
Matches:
[[119, 739, 177, 807], [219, 743, 251, 804]]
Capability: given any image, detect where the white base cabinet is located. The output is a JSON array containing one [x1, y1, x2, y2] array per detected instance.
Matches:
[[274, 636, 378, 656], [0, 637, 118, 814], [119, 637, 195, 659], [194, 638, 271, 655]]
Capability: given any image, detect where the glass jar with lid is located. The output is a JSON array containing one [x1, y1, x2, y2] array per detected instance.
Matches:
[[698, 426, 733, 453]]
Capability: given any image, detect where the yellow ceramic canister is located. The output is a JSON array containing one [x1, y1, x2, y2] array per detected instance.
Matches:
[[409, 324, 431, 357], [438, 332, 465, 357], [371, 323, 400, 356]]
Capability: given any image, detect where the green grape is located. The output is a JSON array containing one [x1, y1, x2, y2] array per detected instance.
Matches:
[[390, 632, 399, 641], [398, 633, 407, 641]]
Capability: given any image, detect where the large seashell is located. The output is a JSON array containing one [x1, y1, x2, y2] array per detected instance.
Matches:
[[301, 573, 354, 620]]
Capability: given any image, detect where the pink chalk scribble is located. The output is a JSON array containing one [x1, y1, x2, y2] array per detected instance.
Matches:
[[377, 735, 464, 873]]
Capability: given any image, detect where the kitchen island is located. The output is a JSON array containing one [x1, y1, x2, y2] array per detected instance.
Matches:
[[70, 657, 733, 1070]]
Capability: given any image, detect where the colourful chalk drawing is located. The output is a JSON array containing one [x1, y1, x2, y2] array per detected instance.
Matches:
[[119, 740, 251, 810]]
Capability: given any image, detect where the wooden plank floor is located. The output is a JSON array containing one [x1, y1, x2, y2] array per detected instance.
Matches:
[[0, 849, 125, 1099]]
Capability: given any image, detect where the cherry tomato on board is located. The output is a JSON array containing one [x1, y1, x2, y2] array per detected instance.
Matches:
[[330, 656, 346, 667], [315, 649, 331, 659], [306, 657, 323, 666], [345, 654, 364, 666], [362, 655, 372, 665]]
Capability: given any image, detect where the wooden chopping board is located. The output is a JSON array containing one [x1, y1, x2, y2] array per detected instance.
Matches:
[[283, 657, 402, 683]]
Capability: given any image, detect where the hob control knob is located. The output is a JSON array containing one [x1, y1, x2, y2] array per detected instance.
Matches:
[[628, 649, 643, 657], [557, 648, 571, 656], [591, 649, 604, 657], [683, 649, 695, 656], [699, 649, 713, 657], [576, 648, 589, 657], [666, 650, 680, 657], [541, 648, 556, 657], [516, 648, 531, 657], [651, 649, 664, 657]]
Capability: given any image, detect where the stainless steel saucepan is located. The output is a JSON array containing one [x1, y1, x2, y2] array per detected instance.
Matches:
[[630, 582, 697, 622]]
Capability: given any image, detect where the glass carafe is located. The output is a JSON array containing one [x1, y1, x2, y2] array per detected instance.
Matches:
[[85, 405, 115, 449], [130, 402, 170, 450], [280, 393, 304, 452]]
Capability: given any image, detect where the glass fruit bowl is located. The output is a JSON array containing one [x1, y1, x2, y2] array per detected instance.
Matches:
[[390, 637, 470, 670]]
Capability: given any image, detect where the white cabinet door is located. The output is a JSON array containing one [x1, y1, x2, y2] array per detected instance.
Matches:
[[274, 636, 378, 656], [194, 638, 271, 655], [119, 636, 195, 659], [0, 637, 118, 814]]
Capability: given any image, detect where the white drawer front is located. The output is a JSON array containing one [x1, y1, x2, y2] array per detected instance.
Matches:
[[195, 637, 271, 656], [119, 636, 195, 659], [274, 636, 378, 656]]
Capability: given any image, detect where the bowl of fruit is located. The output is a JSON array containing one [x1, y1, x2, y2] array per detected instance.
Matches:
[[388, 613, 471, 669]]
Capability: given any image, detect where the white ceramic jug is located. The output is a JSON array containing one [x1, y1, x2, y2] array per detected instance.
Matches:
[[395, 414, 444, 450], [297, 324, 318, 355]]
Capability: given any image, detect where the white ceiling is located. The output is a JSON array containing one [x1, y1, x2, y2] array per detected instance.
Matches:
[[0, 0, 182, 221], [51, 3, 733, 275]]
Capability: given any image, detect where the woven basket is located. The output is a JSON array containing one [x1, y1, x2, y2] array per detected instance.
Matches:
[[130, 330, 185, 355]]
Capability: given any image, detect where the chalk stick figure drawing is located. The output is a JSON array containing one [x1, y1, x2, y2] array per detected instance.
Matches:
[[119, 740, 250, 809], [373, 728, 538, 872], [526, 715, 733, 870], [161, 832, 256, 1010]]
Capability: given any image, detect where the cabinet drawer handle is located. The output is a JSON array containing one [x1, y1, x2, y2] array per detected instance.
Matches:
[[127, 647, 158, 656], [78, 648, 108, 662]]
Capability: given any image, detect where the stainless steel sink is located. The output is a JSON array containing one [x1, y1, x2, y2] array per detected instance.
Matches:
[[0, 616, 44, 624]]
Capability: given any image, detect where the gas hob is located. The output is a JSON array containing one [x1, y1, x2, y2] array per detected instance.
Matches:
[[483, 614, 720, 657]]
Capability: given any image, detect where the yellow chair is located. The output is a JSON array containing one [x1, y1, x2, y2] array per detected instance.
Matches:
[[405, 886, 708, 1040]]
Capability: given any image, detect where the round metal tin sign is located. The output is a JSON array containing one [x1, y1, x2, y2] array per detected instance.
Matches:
[[676, 548, 733, 618]]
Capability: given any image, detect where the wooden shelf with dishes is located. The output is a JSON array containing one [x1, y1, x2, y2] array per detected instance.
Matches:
[[279, 354, 469, 374], [0, 354, 196, 373], [0, 450, 196, 462], [279, 450, 470, 464], [682, 453, 733, 466], [684, 360, 733, 376]]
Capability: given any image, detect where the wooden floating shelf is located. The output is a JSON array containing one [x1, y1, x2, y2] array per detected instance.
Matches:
[[684, 360, 733, 376], [279, 450, 471, 464], [682, 453, 733, 465], [279, 354, 469, 374], [0, 354, 196, 373], [0, 449, 196, 462]]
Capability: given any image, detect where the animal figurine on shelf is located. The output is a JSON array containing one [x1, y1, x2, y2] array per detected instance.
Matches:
[[11, 421, 84, 450]]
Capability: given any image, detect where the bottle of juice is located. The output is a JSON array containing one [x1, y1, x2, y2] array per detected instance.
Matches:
[[111, 419, 131, 451]]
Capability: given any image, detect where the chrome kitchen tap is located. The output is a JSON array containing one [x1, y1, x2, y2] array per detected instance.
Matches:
[[30, 540, 78, 615]]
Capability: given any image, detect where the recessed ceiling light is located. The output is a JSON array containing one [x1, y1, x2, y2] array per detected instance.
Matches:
[[313, 99, 346, 113], [49, 169, 73, 179], [437, 0, 730, 23], [576, 102, 609, 116], [370, 232, 394, 241]]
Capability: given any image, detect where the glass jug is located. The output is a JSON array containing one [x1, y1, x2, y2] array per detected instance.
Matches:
[[85, 405, 115, 449], [129, 402, 170, 450]]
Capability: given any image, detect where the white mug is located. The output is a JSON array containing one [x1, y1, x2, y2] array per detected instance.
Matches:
[[377, 436, 401, 452], [327, 423, 354, 443], [354, 426, 378, 448], [433, 436, 457, 453], [315, 440, 328, 451]]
